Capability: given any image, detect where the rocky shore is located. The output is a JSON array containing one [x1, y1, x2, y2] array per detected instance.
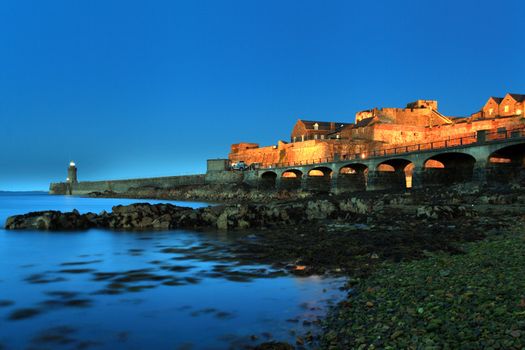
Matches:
[[6, 185, 522, 276], [5, 197, 371, 232], [5, 184, 525, 348], [86, 184, 314, 204]]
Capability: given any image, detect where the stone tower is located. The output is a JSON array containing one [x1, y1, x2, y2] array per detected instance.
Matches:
[[67, 161, 78, 184]]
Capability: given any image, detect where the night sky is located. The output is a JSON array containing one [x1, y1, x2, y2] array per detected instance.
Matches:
[[1, 0, 523, 190]]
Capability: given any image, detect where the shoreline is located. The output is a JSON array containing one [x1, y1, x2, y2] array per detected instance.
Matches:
[[321, 228, 525, 349], [6, 184, 525, 348]]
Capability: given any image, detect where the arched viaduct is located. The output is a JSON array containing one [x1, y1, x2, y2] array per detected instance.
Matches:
[[244, 131, 525, 193]]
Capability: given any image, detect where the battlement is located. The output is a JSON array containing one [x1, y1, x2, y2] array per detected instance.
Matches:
[[406, 99, 438, 110]]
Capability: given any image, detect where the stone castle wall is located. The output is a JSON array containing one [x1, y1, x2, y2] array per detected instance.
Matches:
[[230, 115, 525, 166]]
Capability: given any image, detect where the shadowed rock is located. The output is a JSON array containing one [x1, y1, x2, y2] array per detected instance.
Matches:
[[5, 189, 486, 232], [5, 199, 367, 232], [5, 209, 93, 230]]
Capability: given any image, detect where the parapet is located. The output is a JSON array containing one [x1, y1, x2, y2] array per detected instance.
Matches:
[[406, 100, 438, 110], [231, 142, 259, 153]]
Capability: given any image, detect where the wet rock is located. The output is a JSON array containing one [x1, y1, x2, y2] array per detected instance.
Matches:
[[5, 210, 93, 230], [339, 197, 371, 214], [305, 200, 336, 220], [252, 341, 294, 350], [416, 205, 476, 220], [216, 210, 229, 230]]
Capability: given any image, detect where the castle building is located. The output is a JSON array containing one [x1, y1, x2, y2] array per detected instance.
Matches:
[[229, 93, 525, 167]]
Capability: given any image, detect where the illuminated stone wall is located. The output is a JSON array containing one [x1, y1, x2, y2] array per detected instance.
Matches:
[[229, 114, 525, 167]]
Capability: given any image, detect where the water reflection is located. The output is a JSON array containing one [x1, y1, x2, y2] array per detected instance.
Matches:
[[0, 193, 345, 349]]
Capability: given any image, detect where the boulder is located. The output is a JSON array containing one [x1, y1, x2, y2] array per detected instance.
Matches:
[[5, 210, 93, 230], [339, 197, 370, 214], [305, 200, 337, 220], [416, 205, 476, 220]]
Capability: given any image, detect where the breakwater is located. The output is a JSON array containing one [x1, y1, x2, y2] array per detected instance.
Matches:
[[49, 161, 245, 195], [49, 174, 206, 195]]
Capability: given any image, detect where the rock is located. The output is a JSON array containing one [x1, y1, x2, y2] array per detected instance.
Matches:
[[5, 210, 93, 230], [216, 211, 229, 230], [295, 336, 304, 345], [510, 330, 521, 338], [305, 200, 336, 220], [339, 197, 370, 214], [253, 342, 294, 350], [237, 219, 251, 229], [417, 206, 439, 220], [416, 205, 476, 220]]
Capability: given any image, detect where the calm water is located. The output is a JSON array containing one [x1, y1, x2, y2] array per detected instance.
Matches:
[[0, 193, 344, 350]]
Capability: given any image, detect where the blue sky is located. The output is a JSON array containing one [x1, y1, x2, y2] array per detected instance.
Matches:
[[1, 0, 523, 190]]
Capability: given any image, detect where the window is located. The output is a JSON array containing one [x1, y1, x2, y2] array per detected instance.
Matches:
[[313, 123, 319, 130], [314, 134, 318, 140], [517, 109, 523, 115], [504, 105, 509, 113], [489, 108, 493, 115]]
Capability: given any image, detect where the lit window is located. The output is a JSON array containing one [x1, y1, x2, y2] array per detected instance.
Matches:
[[489, 108, 493, 115], [313, 123, 319, 130], [504, 105, 509, 113], [517, 109, 523, 115]]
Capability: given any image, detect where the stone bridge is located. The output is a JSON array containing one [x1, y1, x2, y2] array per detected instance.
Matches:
[[243, 127, 525, 193]]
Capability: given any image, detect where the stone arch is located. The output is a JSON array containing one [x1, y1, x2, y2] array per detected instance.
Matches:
[[339, 163, 368, 174], [281, 169, 303, 190], [308, 166, 332, 177], [338, 163, 368, 192], [374, 158, 414, 189], [260, 171, 277, 189], [423, 152, 476, 186], [306, 166, 333, 192], [486, 142, 525, 184]]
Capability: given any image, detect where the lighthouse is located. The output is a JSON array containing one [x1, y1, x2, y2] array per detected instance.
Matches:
[[67, 161, 78, 184]]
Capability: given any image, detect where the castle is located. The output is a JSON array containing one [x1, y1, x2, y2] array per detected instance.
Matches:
[[50, 92, 525, 195], [229, 93, 525, 167]]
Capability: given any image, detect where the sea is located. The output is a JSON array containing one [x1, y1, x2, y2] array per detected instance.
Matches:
[[0, 192, 344, 350]]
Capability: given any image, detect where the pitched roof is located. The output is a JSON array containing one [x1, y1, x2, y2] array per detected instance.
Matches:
[[508, 93, 525, 102], [489, 96, 503, 104]]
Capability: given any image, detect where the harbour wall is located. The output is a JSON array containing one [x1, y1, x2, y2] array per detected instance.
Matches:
[[50, 174, 207, 195], [49, 159, 246, 196]]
